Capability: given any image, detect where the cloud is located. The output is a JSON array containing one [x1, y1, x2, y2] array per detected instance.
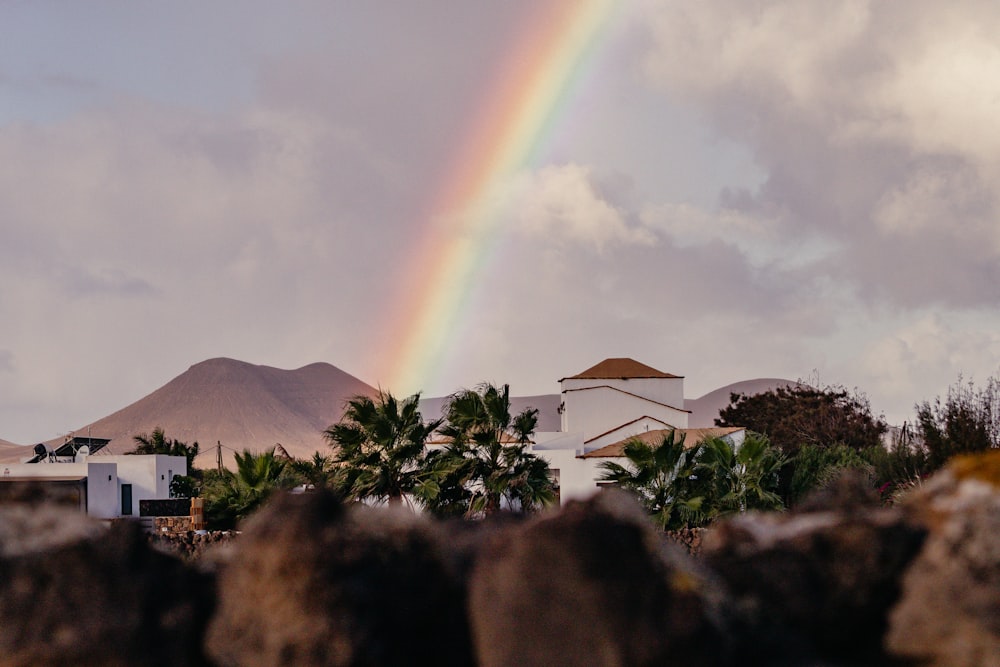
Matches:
[[500, 163, 656, 250], [845, 312, 1000, 421], [0, 350, 12, 373], [641, 0, 1000, 308]]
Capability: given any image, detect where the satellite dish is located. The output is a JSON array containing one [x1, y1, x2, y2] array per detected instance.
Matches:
[[33, 443, 47, 457], [75, 445, 91, 462]]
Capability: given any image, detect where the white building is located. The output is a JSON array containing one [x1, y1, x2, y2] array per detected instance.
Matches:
[[530, 358, 745, 505], [0, 437, 186, 519]]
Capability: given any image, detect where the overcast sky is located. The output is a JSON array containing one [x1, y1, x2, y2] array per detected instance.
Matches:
[[3, 1, 999, 444]]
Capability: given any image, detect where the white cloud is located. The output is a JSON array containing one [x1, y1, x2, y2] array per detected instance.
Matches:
[[847, 312, 1000, 422], [497, 163, 655, 250]]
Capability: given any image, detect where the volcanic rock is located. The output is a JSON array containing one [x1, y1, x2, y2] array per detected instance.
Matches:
[[886, 450, 1000, 666], [467, 490, 730, 666], [205, 491, 473, 666]]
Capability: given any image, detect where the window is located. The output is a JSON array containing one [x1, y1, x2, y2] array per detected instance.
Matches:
[[121, 484, 133, 516]]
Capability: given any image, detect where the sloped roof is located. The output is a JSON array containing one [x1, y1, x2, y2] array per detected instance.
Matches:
[[561, 358, 681, 382], [583, 415, 675, 445], [580, 427, 744, 458], [561, 385, 690, 414]]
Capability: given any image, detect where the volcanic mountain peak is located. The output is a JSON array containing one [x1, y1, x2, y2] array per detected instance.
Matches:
[[0, 358, 379, 466]]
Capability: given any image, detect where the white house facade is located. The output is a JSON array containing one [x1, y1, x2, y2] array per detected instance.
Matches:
[[0, 438, 186, 519], [528, 358, 746, 505]]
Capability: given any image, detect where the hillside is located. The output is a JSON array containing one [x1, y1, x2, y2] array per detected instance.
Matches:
[[0, 358, 377, 467]]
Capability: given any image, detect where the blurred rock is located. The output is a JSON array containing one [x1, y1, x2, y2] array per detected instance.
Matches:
[[886, 450, 1000, 667], [205, 491, 473, 666], [0, 504, 213, 666], [702, 479, 925, 663], [468, 490, 730, 667]]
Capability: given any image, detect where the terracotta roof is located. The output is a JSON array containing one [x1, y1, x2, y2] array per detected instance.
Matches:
[[561, 358, 681, 382], [561, 385, 690, 414], [579, 427, 744, 458]]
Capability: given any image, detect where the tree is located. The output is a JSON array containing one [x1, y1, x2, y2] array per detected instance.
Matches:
[[419, 383, 555, 518], [597, 431, 708, 531], [916, 374, 999, 471], [202, 447, 292, 528], [324, 391, 441, 507], [700, 434, 786, 514], [716, 385, 887, 455], [788, 443, 873, 507], [289, 452, 340, 491]]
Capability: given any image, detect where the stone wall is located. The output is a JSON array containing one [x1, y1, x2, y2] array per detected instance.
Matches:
[[1, 451, 999, 666]]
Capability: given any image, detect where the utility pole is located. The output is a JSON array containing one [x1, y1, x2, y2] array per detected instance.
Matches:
[[217, 441, 223, 472]]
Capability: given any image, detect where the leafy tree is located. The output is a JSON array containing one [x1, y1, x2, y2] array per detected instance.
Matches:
[[418, 383, 555, 518], [916, 374, 999, 470], [860, 424, 929, 501], [597, 431, 708, 531], [324, 391, 441, 507], [716, 385, 887, 455], [788, 443, 873, 507], [700, 434, 786, 514], [202, 447, 292, 528]]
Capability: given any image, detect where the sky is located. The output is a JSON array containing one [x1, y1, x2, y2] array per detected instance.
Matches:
[[2, 0, 1000, 444]]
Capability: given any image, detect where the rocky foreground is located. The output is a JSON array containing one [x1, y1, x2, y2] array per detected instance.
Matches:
[[2, 453, 1000, 666]]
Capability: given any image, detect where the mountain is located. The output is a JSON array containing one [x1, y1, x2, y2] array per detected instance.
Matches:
[[0, 358, 377, 467], [685, 378, 802, 428]]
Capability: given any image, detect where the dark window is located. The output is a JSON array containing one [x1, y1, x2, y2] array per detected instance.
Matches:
[[121, 484, 133, 515]]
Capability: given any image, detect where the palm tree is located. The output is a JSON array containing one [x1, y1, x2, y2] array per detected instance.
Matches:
[[130, 427, 200, 471], [324, 391, 441, 507], [420, 383, 555, 518], [203, 447, 291, 528], [597, 430, 708, 531], [699, 433, 785, 515], [289, 452, 340, 491]]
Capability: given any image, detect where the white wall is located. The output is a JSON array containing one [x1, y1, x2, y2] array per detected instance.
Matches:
[[0, 462, 119, 518], [104, 455, 186, 517], [561, 385, 689, 441], [84, 462, 119, 518]]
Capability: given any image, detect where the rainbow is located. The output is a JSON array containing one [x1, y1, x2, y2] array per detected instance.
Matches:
[[377, 0, 621, 395]]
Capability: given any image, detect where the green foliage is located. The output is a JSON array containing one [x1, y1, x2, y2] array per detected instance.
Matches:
[[598, 431, 709, 531], [599, 431, 787, 530], [788, 443, 873, 507], [168, 474, 199, 499], [916, 375, 999, 470], [418, 383, 555, 518], [288, 452, 340, 491], [324, 391, 441, 507], [700, 434, 787, 514], [202, 447, 293, 529], [716, 385, 887, 455], [859, 425, 929, 501]]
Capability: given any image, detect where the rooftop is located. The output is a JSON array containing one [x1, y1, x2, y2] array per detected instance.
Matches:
[[561, 358, 682, 382]]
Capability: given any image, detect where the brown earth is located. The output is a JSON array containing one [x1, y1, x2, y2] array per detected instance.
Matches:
[[0, 358, 377, 467]]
